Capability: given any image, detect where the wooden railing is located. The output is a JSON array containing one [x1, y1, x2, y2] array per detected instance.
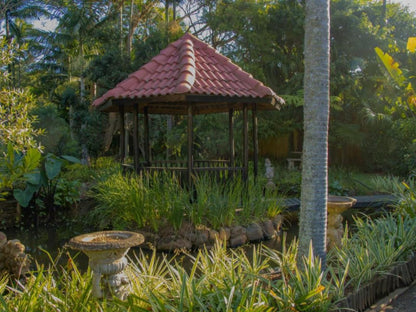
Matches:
[[123, 159, 244, 183]]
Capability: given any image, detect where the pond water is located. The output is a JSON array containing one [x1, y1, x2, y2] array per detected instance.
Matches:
[[3, 224, 298, 272], [2, 206, 389, 272]]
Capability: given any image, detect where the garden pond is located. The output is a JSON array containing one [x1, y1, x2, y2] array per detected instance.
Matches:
[[3, 224, 298, 272], [2, 204, 390, 272]]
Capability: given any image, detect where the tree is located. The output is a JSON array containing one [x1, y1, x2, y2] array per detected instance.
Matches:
[[0, 38, 43, 200], [0, 38, 43, 152], [297, 0, 330, 267]]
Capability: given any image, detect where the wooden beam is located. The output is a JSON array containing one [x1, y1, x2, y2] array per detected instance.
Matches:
[[243, 104, 248, 181], [187, 105, 193, 187], [133, 104, 139, 171], [144, 106, 150, 165], [119, 104, 125, 164], [253, 104, 258, 180], [229, 108, 235, 174]]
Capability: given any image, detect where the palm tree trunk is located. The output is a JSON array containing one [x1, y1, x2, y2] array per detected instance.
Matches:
[[297, 0, 330, 269]]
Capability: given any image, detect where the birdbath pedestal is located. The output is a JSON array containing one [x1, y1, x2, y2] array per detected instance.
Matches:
[[67, 231, 144, 300], [327, 196, 356, 249]]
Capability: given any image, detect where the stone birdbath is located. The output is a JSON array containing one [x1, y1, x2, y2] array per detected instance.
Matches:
[[67, 230, 144, 300], [327, 195, 356, 249]]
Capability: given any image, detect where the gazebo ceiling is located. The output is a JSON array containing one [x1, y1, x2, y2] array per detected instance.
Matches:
[[92, 33, 285, 115]]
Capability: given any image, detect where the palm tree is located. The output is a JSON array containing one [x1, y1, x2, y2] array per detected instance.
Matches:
[[1, 0, 49, 39], [1, 0, 50, 86], [297, 0, 330, 268]]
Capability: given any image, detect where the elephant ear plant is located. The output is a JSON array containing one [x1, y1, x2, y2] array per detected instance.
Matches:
[[13, 153, 80, 225]]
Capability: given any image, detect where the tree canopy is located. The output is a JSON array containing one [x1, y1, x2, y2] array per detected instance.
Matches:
[[1, 0, 416, 174]]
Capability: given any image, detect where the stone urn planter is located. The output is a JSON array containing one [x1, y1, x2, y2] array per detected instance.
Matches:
[[327, 195, 356, 249], [67, 230, 144, 300]]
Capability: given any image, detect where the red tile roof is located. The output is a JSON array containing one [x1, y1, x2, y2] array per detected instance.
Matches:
[[92, 33, 284, 112]]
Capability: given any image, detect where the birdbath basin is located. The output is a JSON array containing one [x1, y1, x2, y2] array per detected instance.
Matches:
[[67, 230, 144, 300], [327, 196, 356, 249]]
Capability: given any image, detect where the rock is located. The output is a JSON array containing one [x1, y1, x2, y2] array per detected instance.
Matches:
[[8, 241, 25, 257], [261, 220, 275, 239], [219, 228, 230, 241], [231, 226, 246, 237], [246, 223, 264, 242], [0, 237, 31, 277], [209, 229, 219, 242], [193, 230, 209, 247], [229, 234, 247, 247], [157, 236, 192, 251], [272, 215, 284, 232], [183, 232, 196, 243], [229, 226, 247, 247]]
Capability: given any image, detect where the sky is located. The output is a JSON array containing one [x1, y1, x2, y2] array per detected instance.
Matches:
[[32, 19, 58, 31], [391, 0, 416, 12]]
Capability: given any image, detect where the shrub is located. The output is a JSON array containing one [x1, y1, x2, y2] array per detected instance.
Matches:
[[331, 214, 416, 290]]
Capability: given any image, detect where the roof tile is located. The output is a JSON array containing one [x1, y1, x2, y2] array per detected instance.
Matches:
[[93, 32, 283, 108]]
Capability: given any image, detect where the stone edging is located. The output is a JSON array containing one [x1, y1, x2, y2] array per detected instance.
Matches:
[[138, 215, 284, 252], [336, 255, 416, 311]]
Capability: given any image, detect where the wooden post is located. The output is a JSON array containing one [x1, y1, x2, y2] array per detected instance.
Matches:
[[243, 103, 248, 182], [144, 106, 150, 166], [252, 104, 258, 181], [229, 108, 235, 176], [133, 104, 139, 171], [187, 105, 193, 187], [124, 113, 129, 159], [119, 105, 125, 164]]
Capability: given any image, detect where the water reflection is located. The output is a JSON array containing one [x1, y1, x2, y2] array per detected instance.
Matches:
[[3, 225, 299, 272]]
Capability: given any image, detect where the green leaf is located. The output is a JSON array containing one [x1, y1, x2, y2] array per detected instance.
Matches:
[[13, 184, 38, 207], [24, 171, 41, 186], [24, 148, 41, 172], [45, 156, 62, 180], [60, 155, 81, 164]]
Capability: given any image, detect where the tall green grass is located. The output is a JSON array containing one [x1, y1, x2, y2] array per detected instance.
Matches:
[[89, 172, 284, 232], [90, 171, 191, 232]]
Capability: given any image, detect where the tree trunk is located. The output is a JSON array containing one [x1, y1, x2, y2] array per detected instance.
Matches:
[[297, 0, 330, 268], [173, 0, 176, 21], [119, 0, 124, 54], [165, 0, 170, 43], [126, 0, 134, 63]]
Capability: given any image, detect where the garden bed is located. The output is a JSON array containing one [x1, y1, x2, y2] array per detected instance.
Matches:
[[337, 255, 416, 311]]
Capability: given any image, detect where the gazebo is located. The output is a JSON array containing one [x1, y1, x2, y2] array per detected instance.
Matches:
[[93, 33, 284, 185]]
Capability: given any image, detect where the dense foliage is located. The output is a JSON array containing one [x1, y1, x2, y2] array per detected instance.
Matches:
[[0, 0, 415, 172], [89, 168, 283, 232], [1, 0, 416, 234]]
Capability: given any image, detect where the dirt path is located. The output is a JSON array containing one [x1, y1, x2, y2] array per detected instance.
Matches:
[[366, 281, 416, 312]]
